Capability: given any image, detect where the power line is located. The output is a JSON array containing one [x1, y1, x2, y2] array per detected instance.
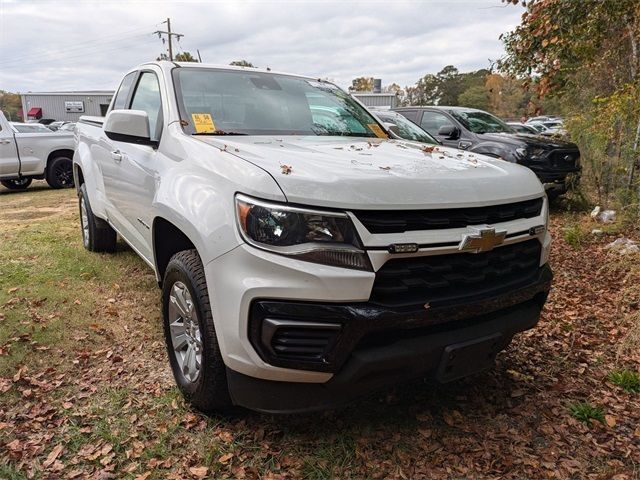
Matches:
[[0, 32, 156, 68], [0, 37, 158, 71], [154, 18, 183, 61]]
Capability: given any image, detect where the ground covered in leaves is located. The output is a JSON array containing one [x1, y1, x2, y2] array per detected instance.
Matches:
[[0, 184, 638, 479]]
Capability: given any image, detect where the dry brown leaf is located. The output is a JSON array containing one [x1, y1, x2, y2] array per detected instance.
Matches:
[[605, 415, 617, 427], [43, 444, 63, 468], [189, 466, 209, 478], [218, 452, 234, 464], [280, 164, 292, 175]]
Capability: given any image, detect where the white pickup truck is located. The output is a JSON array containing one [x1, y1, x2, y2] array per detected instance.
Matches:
[[74, 61, 553, 413], [0, 111, 75, 190]]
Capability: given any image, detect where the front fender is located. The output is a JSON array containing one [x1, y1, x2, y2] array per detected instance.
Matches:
[[152, 163, 284, 266], [73, 139, 108, 219]]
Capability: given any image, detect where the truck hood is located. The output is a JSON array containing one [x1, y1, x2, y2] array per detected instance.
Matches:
[[194, 136, 544, 209], [479, 132, 578, 150]]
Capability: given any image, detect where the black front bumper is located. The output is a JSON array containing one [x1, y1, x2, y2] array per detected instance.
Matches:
[[227, 265, 552, 413]]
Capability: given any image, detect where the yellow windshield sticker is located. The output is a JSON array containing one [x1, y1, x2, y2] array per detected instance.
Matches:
[[367, 123, 388, 139], [191, 113, 216, 133]]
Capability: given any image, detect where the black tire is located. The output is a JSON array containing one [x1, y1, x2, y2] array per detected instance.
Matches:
[[1, 178, 32, 190], [46, 156, 74, 189], [162, 249, 231, 412], [78, 183, 117, 252]]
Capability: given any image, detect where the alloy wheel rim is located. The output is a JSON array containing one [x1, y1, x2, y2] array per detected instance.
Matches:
[[55, 160, 73, 186], [80, 197, 89, 247], [168, 281, 202, 382]]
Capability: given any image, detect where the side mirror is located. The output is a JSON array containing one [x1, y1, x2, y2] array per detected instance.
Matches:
[[383, 122, 400, 136], [437, 125, 460, 139], [104, 109, 157, 147]]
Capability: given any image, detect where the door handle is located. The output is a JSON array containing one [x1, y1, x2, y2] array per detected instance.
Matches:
[[110, 150, 123, 163], [0, 139, 11, 145]]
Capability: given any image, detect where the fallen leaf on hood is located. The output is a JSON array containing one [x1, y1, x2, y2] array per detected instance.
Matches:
[[379, 166, 391, 171], [422, 145, 436, 153], [280, 164, 292, 175]]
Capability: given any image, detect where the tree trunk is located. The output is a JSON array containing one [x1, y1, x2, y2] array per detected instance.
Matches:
[[628, 116, 640, 188]]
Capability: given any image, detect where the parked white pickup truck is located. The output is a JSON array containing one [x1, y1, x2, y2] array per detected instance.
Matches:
[[74, 62, 553, 413], [0, 111, 75, 190]]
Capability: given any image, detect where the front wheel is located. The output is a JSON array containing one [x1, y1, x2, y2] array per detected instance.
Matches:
[[162, 249, 231, 412], [1, 178, 32, 190], [46, 156, 74, 189]]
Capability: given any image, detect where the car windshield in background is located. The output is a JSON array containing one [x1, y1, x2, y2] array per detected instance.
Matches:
[[173, 68, 381, 137], [449, 110, 515, 134], [377, 112, 437, 144]]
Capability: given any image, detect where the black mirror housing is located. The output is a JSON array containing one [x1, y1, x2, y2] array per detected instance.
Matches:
[[437, 125, 460, 139]]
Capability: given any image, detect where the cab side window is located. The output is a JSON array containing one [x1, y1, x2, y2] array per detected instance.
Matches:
[[420, 111, 454, 135], [129, 72, 163, 142], [111, 72, 137, 111]]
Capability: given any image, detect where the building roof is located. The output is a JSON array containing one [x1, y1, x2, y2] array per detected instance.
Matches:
[[20, 91, 114, 96], [351, 93, 397, 97]]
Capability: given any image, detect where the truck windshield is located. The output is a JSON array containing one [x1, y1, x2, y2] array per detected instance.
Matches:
[[173, 68, 381, 137], [449, 110, 515, 135], [375, 111, 437, 144]]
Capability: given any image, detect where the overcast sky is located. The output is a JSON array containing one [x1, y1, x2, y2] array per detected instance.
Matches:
[[0, 0, 523, 93]]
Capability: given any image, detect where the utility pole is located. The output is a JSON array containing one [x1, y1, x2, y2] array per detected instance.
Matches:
[[154, 18, 183, 61]]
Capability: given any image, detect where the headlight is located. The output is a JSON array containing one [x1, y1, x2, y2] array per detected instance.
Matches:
[[235, 194, 371, 271]]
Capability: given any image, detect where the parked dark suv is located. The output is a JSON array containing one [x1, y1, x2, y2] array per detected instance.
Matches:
[[395, 106, 581, 198]]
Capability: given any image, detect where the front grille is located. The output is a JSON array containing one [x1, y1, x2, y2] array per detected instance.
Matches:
[[352, 198, 543, 234], [370, 240, 542, 308]]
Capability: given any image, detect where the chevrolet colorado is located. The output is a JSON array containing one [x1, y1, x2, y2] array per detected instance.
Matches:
[[0, 111, 75, 190], [74, 62, 552, 413], [395, 106, 581, 198]]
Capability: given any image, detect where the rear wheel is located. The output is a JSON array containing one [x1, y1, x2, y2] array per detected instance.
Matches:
[[46, 156, 74, 189], [78, 183, 117, 252], [1, 178, 32, 190], [162, 249, 231, 412]]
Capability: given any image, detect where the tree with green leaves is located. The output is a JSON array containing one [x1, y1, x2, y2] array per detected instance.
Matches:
[[0, 91, 22, 121], [175, 52, 198, 62], [230, 60, 255, 67], [458, 85, 490, 111], [349, 77, 374, 92], [499, 0, 640, 203]]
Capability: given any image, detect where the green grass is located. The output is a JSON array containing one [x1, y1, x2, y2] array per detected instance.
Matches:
[[568, 401, 605, 424], [608, 369, 640, 393], [562, 223, 585, 249]]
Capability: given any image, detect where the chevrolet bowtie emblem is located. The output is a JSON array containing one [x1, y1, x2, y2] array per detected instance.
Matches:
[[458, 225, 507, 253]]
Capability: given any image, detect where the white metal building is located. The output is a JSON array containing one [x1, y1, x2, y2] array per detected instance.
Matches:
[[352, 92, 398, 109], [20, 91, 114, 122]]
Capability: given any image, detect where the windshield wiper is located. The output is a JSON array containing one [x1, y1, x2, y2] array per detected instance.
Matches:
[[192, 131, 248, 136]]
